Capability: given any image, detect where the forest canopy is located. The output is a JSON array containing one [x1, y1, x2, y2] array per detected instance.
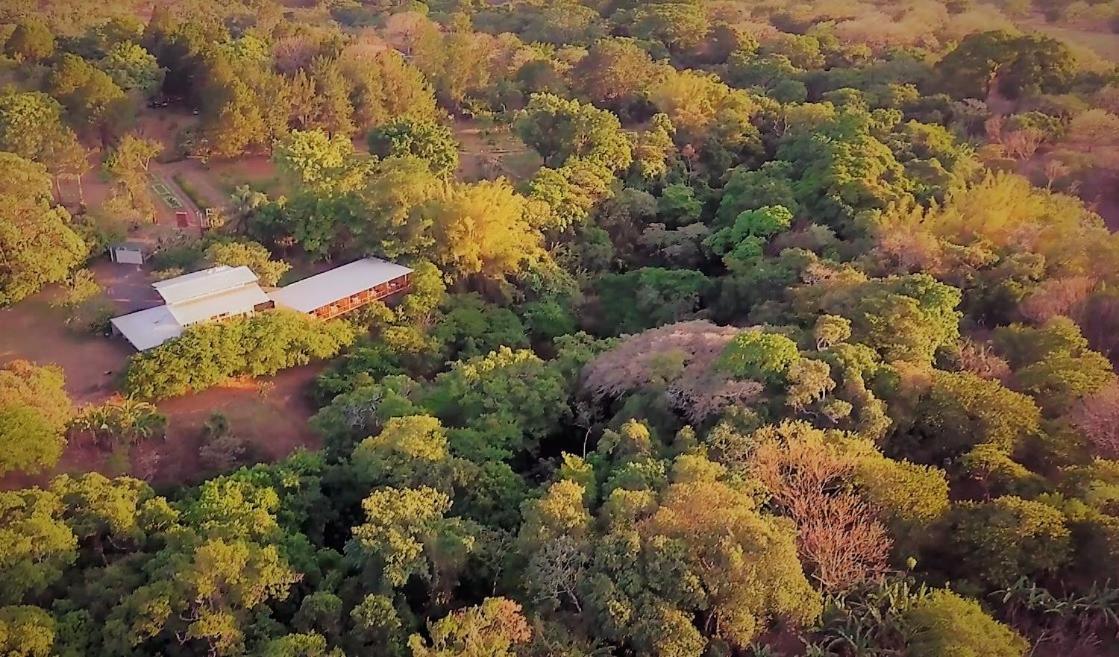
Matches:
[[1, 0, 1119, 656]]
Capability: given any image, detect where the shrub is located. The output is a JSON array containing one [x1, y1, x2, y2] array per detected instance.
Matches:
[[124, 310, 357, 399]]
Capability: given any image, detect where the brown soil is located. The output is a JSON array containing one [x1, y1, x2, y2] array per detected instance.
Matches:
[[454, 119, 542, 182], [137, 363, 324, 486], [1, 257, 324, 489]]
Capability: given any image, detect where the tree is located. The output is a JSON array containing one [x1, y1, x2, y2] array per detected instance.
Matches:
[[1065, 109, 1119, 155], [4, 20, 54, 63], [351, 415, 453, 490], [259, 633, 343, 657], [202, 240, 290, 287], [340, 50, 439, 132], [124, 310, 357, 399], [273, 129, 367, 197], [0, 407, 62, 478], [99, 43, 164, 95], [0, 489, 77, 604], [408, 597, 531, 657], [595, 268, 710, 335], [0, 154, 87, 306], [798, 273, 962, 364], [717, 330, 801, 384], [168, 537, 300, 655], [939, 496, 1071, 588], [777, 110, 912, 232], [432, 294, 529, 359], [48, 54, 130, 138], [1071, 382, 1119, 458], [427, 347, 570, 440], [103, 134, 162, 221], [936, 31, 1076, 100], [48, 474, 168, 547], [0, 605, 56, 657], [424, 179, 544, 284], [571, 38, 660, 112], [904, 370, 1041, 464], [368, 119, 459, 178], [746, 423, 891, 591], [903, 590, 1028, 657], [627, 2, 710, 53], [0, 90, 73, 162], [581, 320, 761, 423], [347, 486, 454, 588], [0, 360, 72, 433], [584, 458, 822, 653], [515, 93, 633, 172], [994, 317, 1115, 416]]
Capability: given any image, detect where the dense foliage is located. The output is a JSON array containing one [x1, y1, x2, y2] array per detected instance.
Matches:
[[2, 0, 1119, 656]]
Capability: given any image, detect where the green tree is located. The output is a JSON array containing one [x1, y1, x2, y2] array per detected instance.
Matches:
[[0, 407, 61, 478], [408, 597, 532, 657], [515, 93, 633, 172], [0, 90, 72, 162], [940, 496, 1071, 588], [4, 20, 54, 63], [0, 489, 77, 604], [103, 133, 162, 221], [433, 294, 528, 360], [346, 485, 455, 588], [351, 415, 453, 490], [627, 2, 710, 53], [777, 109, 912, 232], [426, 347, 570, 440], [904, 370, 1041, 464], [903, 589, 1027, 657], [936, 31, 1077, 100], [48, 54, 130, 137], [124, 310, 357, 399], [259, 633, 343, 657], [202, 240, 290, 287], [0, 605, 56, 657], [273, 129, 368, 197], [595, 268, 710, 334], [571, 38, 660, 112], [99, 43, 164, 95], [424, 179, 543, 284], [368, 119, 459, 178], [0, 154, 87, 306], [718, 330, 801, 384]]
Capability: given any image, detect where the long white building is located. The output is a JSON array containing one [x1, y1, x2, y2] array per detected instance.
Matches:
[[110, 258, 413, 351]]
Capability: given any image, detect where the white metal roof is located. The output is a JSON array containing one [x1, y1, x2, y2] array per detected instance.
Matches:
[[166, 284, 271, 326], [268, 258, 412, 313], [110, 305, 184, 351], [152, 265, 259, 305]]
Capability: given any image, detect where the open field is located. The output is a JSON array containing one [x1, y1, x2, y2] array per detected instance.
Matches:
[[454, 119, 543, 182], [0, 259, 324, 489]]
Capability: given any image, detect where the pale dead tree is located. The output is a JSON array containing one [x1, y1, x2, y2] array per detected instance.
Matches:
[[1070, 382, 1119, 459], [797, 492, 892, 592], [581, 321, 763, 423], [1043, 158, 1071, 189], [985, 115, 1005, 143], [956, 339, 1012, 383], [748, 431, 891, 591], [1003, 128, 1044, 161], [1019, 276, 1096, 324]]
